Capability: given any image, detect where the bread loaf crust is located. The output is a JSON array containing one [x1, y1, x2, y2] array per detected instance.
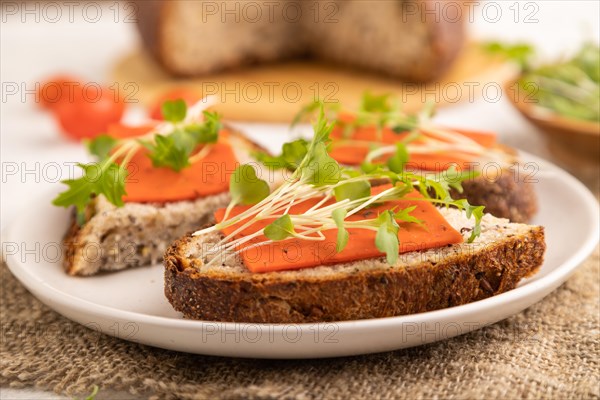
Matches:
[[134, 0, 466, 82], [164, 224, 545, 323]]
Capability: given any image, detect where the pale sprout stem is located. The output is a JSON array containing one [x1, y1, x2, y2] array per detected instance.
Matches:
[[188, 144, 213, 164], [346, 186, 399, 217], [306, 193, 333, 213], [118, 142, 141, 169]]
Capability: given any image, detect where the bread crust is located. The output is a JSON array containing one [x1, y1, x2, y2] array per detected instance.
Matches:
[[164, 224, 545, 323], [134, 0, 466, 82]]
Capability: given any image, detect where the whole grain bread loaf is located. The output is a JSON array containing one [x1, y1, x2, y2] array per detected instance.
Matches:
[[135, 0, 465, 82], [63, 129, 264, 276], [164, 208, 545, 323]]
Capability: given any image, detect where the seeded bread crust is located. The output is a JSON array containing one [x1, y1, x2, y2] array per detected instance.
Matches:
[[164, 210, 545, 323], [63, 129, 266, 276], [134, 0, 466, 82]]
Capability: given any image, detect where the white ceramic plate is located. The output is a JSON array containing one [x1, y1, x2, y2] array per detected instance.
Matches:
[[3, 152, 598, 359]]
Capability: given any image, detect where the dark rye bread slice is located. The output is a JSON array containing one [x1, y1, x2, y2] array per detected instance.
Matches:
[[63, 129, 266, 276], [164, 208, 545, 323], [134, 0, 465, 82]]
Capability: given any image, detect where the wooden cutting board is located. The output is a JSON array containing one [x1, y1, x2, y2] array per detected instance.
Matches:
[[111, 43, 515, 122]]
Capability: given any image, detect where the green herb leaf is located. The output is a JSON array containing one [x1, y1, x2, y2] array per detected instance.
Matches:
[[52, 167, 96, 214], [393, 205, 424, 226], [443, 166, 479, 194], [144, 133, 191, 172], [387, 142, 409, 173], [264, 214, 295, 241], [185, 114, 220, 143], [375, 210, 400, 265], [86, 135, 117, 160], [230, 165, 270, 206], [332, 208, 349, 252], [253, 139, 308, 171], [143, 111, 222, 172], [453, 199, 485, 243], [52, 161, 128, 219], [360, 92, 393, 114], [333, 180, 371, 202], [292, 100, 323, 127], [99, 163, 127, 207], [302, 142, 341, 186], [312, 106, 336, 144], [161, 99, 187, 123], [391, 115, 419, 133]]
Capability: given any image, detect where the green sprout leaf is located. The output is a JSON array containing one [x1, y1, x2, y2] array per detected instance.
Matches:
[[161, 99, 187, 123], [185, 111, 221, 144], [86, 135, 117, 160], [375, 210, 400, 265], [443, 166, 479, 194], [360, 92, 393, 114], [143, 111, 222, 172], [387, 142, 409, 173], [393, 205, 424, 226], [312, 106, 336, 144], [454, 199, 485, 243], [52, 167, 96, 214], [99, 163, 127, 207], [292, 100, 323, 126], [264, 214, 296, 241], [334, 180, 371, 202], [391, 115, 419, 133], [253, 139, 308, 171], [332, 208, 349, 252], [230, 165, 270, 206], [144, 133, 191, 172], [302, 142, 341, 186], [52, 161, 128, 223]]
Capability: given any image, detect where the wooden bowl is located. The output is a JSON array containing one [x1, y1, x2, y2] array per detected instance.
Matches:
[[505, 79, 600, 162]]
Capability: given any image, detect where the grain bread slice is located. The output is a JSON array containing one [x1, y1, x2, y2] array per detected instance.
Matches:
[[135, 0, 465, 82], [63, 129, 264, 276], [164, 208, 545, 323]]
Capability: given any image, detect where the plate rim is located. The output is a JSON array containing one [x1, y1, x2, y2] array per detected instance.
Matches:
[[3, 151, 599, 334]]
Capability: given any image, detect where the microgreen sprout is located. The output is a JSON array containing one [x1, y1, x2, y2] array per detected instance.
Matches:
[[194, 106, 486, 268]]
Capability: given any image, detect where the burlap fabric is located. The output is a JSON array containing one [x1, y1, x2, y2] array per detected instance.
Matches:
[[1, 246, 598, 400]]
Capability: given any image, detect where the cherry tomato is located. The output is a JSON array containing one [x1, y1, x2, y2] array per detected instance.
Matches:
[[37, 75, 82, 110], [149, 88, 201, 120], [53, 86, 125, 141]]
